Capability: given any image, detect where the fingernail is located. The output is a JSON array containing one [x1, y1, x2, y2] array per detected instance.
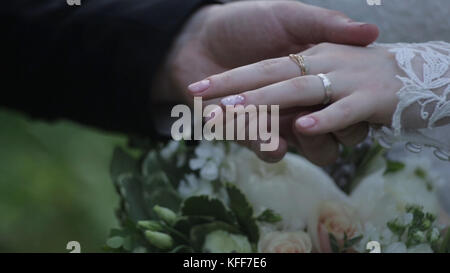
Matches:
[[351, 21, 368, 27], [296, 117, 316, 129], [221, 95, 245, 106], [188, 79, 210, 93]]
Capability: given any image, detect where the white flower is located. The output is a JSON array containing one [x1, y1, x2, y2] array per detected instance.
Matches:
[[308, 200, 362, 252], [194, 141, 225, 164], [189, 157, 206, 170], [258, 231, 312, 253], [380, 227, 395, 246], [189, 141, 226, 181], [429, 228, 440, 243], [224, 144, 348, 231], [160, 141, 179, 160], [219, 160, 237, 183], [350, 157, 440, 229], [202, 230, 252, 253], [177, 174, 213, 198], [200, 161, 219, 181], [400, 213, 414, 226]]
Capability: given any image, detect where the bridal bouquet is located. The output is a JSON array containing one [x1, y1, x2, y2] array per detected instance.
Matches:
[[105, 140, 450, 253]]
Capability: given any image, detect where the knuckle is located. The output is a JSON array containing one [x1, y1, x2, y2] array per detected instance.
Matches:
[[337, 101, 354, 122], [325, 10, 347, 21], [210, 73, 231, 89], [257, 58, 281, 75], [244, 90, 264, 105], [290, 77, 307, 90]]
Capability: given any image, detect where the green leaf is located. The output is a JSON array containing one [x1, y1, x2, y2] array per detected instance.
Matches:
[[181, 195, 236, 225], [116, 174, 151, 221], [108, 221, 155, 253], [414, 168, 427, 179], [440, 229, 450, 253], [170, 245, 194, 253], [387, 219, 407, 238], [256, 209, 282, 223], [190, 221, 241, 251], [173, 215, 215, 235], [226, 183, 259, 243], [345, 235, 363, 250], [142, 150, 162, 177], [384, 160, 405, 175], [110, 148, 139, 181], [349, 144, 385, 192], [329, 233, 340, 253], [142, 172, 182, 215], [122, 235, 133, 251], [106, 236, 124, 249]]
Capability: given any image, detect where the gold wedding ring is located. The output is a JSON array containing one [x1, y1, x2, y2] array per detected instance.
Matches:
[[289, 54, 308, 76], [317, 73, 332, 105]]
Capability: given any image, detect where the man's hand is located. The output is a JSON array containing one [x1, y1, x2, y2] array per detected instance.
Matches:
[[153, 0, 379, 164]]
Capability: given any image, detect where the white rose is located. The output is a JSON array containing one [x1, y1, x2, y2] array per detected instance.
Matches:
[[308, 200, 361, 253], [202, 230, 252, 253], [258, 231, 312, 253], [351, 157, 440, 229], [225, 145, 348, 231]]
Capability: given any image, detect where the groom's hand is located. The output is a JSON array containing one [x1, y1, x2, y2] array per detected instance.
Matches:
[[153, 0, 379, 163]]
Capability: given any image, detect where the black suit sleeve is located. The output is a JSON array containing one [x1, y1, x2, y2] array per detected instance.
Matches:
[[0, 0, 217, 136]]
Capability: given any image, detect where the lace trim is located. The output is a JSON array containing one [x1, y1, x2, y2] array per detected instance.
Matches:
[[374, 42, 450, 160]]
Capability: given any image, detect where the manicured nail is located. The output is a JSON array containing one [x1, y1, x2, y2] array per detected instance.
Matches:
[[221, 95, 245, 106], [188, 79, 210, 93], [296, 117, 316, 129], [351, 21, 368, 27]]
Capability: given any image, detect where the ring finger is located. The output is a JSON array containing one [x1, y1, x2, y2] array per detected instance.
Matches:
[[220, 72, 349, 110], [188, 55, 331, 100]]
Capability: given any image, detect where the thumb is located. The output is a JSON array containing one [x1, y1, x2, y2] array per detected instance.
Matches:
[[274, 1, 379, 46]]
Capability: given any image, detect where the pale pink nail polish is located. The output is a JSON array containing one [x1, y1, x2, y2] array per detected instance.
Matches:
[[188, 79, 210, 93], [221, 95, 245, 106], [351, 21, 368, 27], [296, 117, 316, 129]]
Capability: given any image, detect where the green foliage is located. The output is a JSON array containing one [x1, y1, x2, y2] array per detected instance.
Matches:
[[439, 229, 450, 253], [190, 222, 241, 250], [107, 144, 262, 253], [387, 205, 442, 250], [328, 233, 362, 253], [226, 183, 260, 243], [384, 160, 405, 175], [181, 195, 235, 225], [0, 110, 125, 252], [256, 209, 282, 223]]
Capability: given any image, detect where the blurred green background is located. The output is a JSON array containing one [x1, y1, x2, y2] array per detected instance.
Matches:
[[0, 109, 127, 252]]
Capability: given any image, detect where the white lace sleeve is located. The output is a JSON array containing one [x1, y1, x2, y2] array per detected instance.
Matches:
[[373, 41, 450, 161]]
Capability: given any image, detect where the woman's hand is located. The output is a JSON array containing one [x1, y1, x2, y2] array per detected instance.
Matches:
[[153, 1, 379, 165], [192, 43, 402, 133], [188, 43, 404, 164]]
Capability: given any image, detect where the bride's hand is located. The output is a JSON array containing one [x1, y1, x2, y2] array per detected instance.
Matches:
[[189, 43, 403, 140]]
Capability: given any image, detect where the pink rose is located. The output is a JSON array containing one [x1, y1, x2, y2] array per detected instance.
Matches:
[[258, 231, 312, 253], [311, 200, 361, 253]]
